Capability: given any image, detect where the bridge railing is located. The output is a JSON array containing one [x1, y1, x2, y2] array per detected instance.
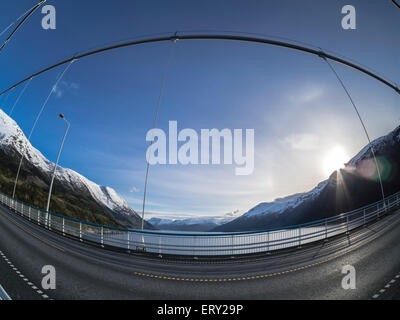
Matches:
[[0, 190, 399, 256]]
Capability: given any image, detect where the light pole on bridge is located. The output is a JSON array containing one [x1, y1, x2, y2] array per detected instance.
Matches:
[[45, 114, 70, 227]]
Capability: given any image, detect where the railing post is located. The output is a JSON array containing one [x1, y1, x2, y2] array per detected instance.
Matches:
[[325, 219, 328, 240], [158, 235, 162, 257], [298, 228, 302, 247], [28, 206, 31, 221], [363, 208, 366, 226], [127, 232, 130, 251], [193, 236, 197, 258], [231, 234, 235, 256], [62, 218, 65, 235], [79, 222, 82, 241]]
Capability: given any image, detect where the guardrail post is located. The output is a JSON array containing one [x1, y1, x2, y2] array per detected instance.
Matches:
[[158, 235, 162, 257], [193, 236, 197, 258], [298, 228, 302, 247], [28, 206, 31, 221], [62, 218, 65, 235], [101, 227, 104, 247], [325, 219, 328, 240], [127, 232, 130, 251], [363, 209, 366, 226], [79, 222, 82, 241]]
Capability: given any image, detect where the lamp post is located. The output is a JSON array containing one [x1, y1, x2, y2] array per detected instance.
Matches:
[[45, 114, 70, 227]]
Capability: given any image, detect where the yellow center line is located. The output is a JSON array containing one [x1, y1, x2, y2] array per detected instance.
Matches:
[[132, 254, 335, 282], [132, 214, 400, 282]]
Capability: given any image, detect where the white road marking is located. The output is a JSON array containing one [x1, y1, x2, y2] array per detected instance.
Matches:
[[0, 250, 51, 300], [371, 272, 400, 299]]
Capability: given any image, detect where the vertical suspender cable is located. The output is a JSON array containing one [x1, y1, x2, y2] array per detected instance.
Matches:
[[0, 4, 39, 38], [12, 60, 75, 199], [9, 77, 33, 116], [141, 39, 177, 230], [0, 88, 13, 110], [322, 56, 386, 203], [0, 0, 46, 52]]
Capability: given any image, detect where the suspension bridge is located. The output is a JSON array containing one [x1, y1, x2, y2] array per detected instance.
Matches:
[[0, 1, 400, 300]]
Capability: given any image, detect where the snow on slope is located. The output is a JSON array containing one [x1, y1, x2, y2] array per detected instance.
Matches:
[[242, 180, 328, 218], [0, 109, 135, 215], [347, 125, 400, 167], [149, 215, 237, 227]]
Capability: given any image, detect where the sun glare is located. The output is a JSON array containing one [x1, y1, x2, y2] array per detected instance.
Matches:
[[323, 146, 349, 177]]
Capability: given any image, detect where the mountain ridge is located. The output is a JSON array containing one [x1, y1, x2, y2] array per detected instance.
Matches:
[[0, 109, 153, 229], [213, 124, 400, 232]]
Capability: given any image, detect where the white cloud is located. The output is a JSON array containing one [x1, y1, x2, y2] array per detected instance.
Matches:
[[53, 81, 80, 98], [284, 133, 320, 151], [298, 87, 324, 103], [129, 186, 140, 193]]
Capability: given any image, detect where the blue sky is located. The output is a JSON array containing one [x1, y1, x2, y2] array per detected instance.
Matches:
[[0, 0, 399, 219]]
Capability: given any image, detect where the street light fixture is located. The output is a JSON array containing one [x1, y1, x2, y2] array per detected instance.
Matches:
[[45, 113, 70, 227]]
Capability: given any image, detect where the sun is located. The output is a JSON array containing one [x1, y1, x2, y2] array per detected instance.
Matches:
[[323, 146, 349, 177]]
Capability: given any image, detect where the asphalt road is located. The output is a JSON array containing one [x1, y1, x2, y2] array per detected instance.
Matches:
[[0, 202, 400, 300]]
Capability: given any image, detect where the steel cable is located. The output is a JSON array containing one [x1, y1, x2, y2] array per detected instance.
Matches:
[[12, 60, 75, 199], [141, 39, 177, 230], [0, 0, 46, 52], [322, 56, 386, 205], [9, 77, 33, 116]]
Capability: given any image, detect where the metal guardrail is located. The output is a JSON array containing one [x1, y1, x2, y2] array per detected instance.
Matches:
[[0, 190, 399, 256]]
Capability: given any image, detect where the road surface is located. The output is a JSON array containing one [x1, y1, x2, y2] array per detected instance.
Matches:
[[0, 202, 400, 300]]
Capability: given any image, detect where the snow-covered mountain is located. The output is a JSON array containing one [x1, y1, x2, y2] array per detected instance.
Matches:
[[242, 181, 328, 218], [0, 109, 152, 229], [347, 126, 400, 167], [215, 125, 400, 232], [149, 212, 239, 231]]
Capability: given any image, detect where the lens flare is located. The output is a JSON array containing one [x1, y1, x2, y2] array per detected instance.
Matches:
[[323, 146, 349, 177]]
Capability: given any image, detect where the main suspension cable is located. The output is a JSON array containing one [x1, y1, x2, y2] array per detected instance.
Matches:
[[0, 0, 46, 52], [1, 32, 399, 98]]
